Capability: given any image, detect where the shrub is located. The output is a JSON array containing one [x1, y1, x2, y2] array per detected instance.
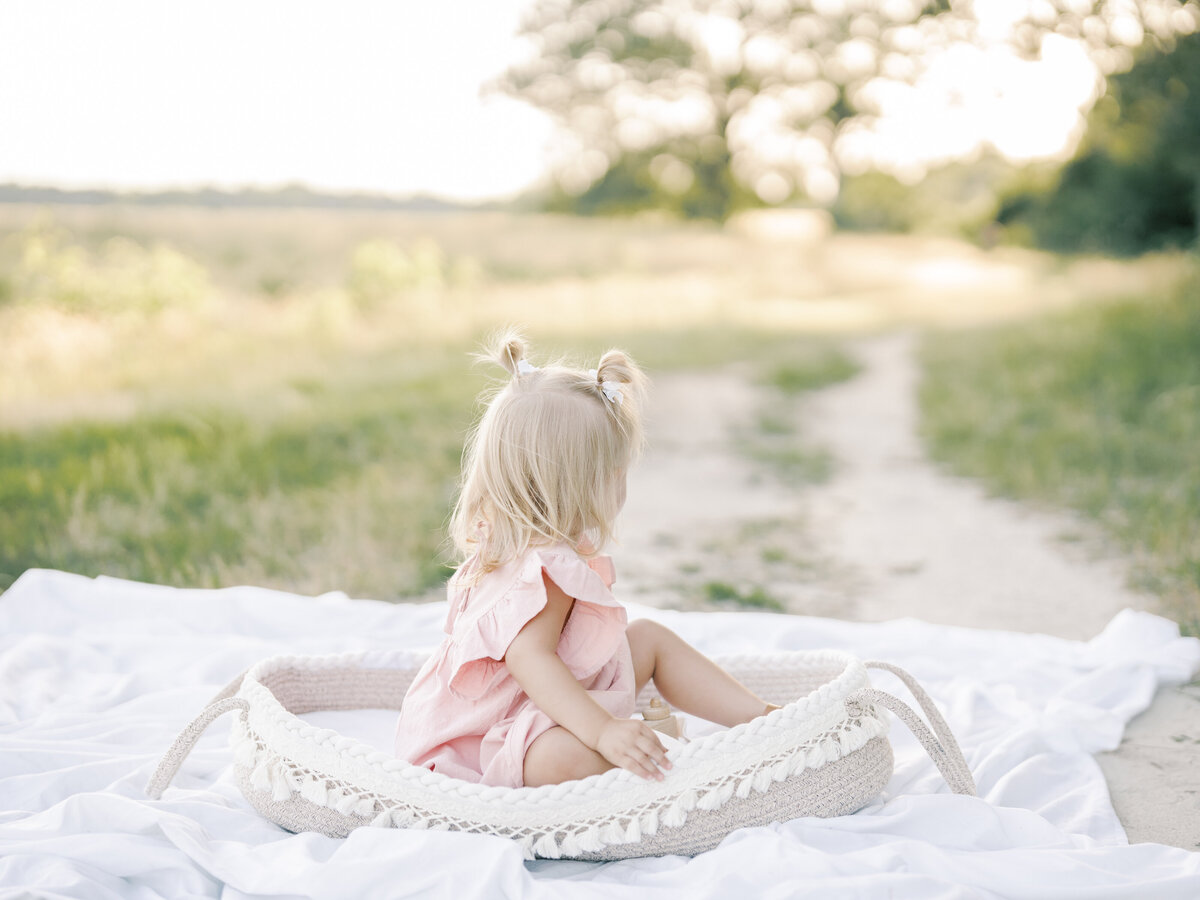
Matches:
[[7, 225, 210, 313], [345, 238, 446, 310]]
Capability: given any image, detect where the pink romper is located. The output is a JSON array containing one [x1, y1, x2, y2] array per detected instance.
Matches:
[[394, 542, 637, 788]]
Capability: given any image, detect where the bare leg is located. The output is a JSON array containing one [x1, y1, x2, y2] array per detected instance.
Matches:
[[627, 619, 772, 727], [523, 726, 613, 787]]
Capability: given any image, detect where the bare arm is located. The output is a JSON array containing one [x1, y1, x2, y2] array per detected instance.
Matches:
[[504, 570, 671, 780]]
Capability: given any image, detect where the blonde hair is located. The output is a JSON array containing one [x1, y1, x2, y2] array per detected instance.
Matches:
[[449, 330, 647, 576]]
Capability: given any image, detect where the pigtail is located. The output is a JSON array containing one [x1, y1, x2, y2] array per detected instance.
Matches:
[[478, 328, 530, 378], [593, 349, 648, 458]]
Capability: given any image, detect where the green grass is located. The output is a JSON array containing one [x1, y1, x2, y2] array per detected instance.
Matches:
[[0, 209, 875, 601], [0, 324, 863, 600], [701, 580, 785, 612], [743, 443, 835, 485], [762, 348, 860, 395], [735, 343, 860, 486], [15, 205, 1176, 605], [0, 349, 477, 599], [920, 271, 1200, 633]]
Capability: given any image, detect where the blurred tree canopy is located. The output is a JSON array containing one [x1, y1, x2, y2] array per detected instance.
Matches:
[[500, 0, 1200, 221], [998, 29, 1200, 255], [832, 156, 1021, 236]]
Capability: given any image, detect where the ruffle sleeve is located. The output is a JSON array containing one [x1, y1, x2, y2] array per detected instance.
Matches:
[[445, 546, 627, 700]]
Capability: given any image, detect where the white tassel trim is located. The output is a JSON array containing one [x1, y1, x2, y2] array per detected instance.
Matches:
[[333, 791, 361, 816], [518, 836, 535, 861], [299, 777, 328, 806], [576, 826, 603, 852], [697, 781, 735, 812], [233, 741, 259, 768], [534, 833, 561, 858], [270, 768, 293, 802], [640, 809, 659, 837], [600, 822, 626, 845], [560, 832, 581, 857], [752, 767, 775, 793], [372, 807, 410, 828], [662, 802, 687, 829], [248, 762, 272, 792], [623, 818, 641, 843]]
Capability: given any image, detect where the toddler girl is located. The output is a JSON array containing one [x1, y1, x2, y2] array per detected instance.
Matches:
[[394, 333, 778, 788]]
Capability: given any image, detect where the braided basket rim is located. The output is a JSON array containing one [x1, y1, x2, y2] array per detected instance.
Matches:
[[234, 648, 880, 818]]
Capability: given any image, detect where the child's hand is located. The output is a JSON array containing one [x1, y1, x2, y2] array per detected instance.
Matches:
[[594, 718, 673, 781]]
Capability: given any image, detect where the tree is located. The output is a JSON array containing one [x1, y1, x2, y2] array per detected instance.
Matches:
[[998, 29, 1200, 254], [499, 0, 1200, 220], [1099, 27, 1200, 244]]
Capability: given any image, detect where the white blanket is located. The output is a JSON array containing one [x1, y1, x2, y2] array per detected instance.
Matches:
[[2, 569, 1198, 899]]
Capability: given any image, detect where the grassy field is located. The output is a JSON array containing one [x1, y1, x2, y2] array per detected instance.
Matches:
[[0, 322, 861, 600], [0, 206, 885, 599], [2, 204, 1194, 604], [920, 268, 1200, 633]]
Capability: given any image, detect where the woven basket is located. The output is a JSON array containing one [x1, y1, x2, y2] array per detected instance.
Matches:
[[147, 649, 975, 860]]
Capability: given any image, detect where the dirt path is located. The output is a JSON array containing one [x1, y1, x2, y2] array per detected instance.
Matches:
[[613, 332, 1200, 850]]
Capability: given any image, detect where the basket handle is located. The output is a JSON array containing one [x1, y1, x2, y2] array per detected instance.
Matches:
[[850, 661, 976, 797], [145, 668, 251, 800]]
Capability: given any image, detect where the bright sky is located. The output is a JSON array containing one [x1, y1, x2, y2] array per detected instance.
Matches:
[[0, 1, 1110, 202], [0, 0, 554, 201]]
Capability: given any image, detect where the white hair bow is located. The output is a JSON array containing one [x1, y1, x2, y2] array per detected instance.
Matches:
[[588, 369, 623, 406], [516, 359, 538, 376]]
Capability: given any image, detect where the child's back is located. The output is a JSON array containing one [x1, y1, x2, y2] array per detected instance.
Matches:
[[394, 541, 633, 787]]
